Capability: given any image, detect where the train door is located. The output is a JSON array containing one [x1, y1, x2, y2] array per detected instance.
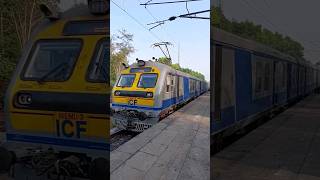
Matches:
[[165, 73, 175, 106], [174, 74, 179, 104], [273, 61, 281, 105], [213, 45, 222, 121], [298, 65, 303, 97], [272, 61, 277, 105], [304, 67, 307, 94], [214, 45, 236, 124], [183, 77, 189, 100], [287, 63, 292, 100], [178, 76, 183, 102]]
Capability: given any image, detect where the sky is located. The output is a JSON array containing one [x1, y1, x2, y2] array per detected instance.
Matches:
[[110, 0, 210, 81], [211, 0, 320, 64]]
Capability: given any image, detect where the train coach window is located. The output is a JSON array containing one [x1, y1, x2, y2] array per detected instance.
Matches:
[[87, 39, 108, 82], [138, 74, 158, 88], [117, 74, 135, 87], [22, 40, 82, 82], [254, 61, 264, 94]]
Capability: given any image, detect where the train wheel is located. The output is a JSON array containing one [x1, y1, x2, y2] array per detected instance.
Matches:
[[89, 158, 109, 180]]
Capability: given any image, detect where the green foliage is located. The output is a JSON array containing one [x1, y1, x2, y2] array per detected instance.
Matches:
[[0, 57, 15, 108], [211, 6, 304, 59], [0, 57, 15, 81], [110, 29, 134, 85], [157, 58, 205, 80], [0, 0, 58, 107], [157, 57, 172, 66]]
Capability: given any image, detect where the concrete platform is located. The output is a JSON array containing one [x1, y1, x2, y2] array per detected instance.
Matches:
[[212, 94, 320, 180], [111, 92, 210, 180]]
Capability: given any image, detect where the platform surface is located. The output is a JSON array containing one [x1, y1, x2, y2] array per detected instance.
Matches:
[[111, 92, 210, 180], [213, 94, 320, 180]]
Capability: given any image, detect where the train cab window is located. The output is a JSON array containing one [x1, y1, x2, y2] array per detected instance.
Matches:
[[23, 40, 82, 82], [138, 74, 158, 88], [117, 74, 135, 87], [87, 39, 108, 82]]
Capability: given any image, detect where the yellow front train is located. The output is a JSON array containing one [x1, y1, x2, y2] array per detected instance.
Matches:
[[112, 59, 208, 132], [2, 2, 109, 179]]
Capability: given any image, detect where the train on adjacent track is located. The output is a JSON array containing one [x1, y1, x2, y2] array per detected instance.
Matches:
[[111, 59, 208, 132], [1, 1, 109, 179], [211, 27, 320, 152]]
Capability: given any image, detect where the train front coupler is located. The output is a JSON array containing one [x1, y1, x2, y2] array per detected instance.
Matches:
[[0, 145, 108, 180], [112, 110, 159, 132]]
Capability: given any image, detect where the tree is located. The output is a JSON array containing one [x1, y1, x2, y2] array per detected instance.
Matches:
[[110, 29, 134, 85], [158, 59, 206, 80], [0, 0, 58, 108], [211, 6, 305, 60], [157, 57, 172, 66]]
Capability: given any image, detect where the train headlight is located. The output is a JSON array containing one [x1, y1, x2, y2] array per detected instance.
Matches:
[[17, 93, 32, 105], [114, 91, 121, 96], [88, 0, 109, 15], [137, 60, 145, 67], [146, 92, 153, 98]]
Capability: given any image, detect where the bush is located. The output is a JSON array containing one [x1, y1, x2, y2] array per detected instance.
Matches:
[[0, 57, 16, 109]]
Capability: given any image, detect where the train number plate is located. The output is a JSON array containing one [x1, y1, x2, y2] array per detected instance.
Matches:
[[128, 98, 138, 106], [56, 112, 87, 138]]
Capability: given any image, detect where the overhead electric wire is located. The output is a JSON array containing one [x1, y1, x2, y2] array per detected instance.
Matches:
[[147, 9, 210, 29], [140, 0, 202, 6], [137, 0, 179, 61], [111, 0, 164, 42]]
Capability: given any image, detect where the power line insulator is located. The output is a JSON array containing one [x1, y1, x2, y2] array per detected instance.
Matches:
[[169, 16, 177, 21]]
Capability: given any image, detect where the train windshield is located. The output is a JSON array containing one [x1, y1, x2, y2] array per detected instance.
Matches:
[[117, 74, 135, 87], [87, 40, 108, 82], [138, 74, 158, 88], [23, 40, 82, 82]]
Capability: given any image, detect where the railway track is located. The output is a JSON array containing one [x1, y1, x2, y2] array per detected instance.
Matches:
[[110, 94, 207, 151], [110, 128, 139, 151]]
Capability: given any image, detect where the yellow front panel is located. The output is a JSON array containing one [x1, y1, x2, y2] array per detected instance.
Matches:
[[6, 16, 109, 152], [10, 111, 109, 140], [112, 66, 160, 107], [113, 96, 154, 107], [10, 112, 55, 133]]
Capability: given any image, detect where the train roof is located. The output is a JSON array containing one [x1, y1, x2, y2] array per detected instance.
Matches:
[[130, 60, 206, 82], [59, 4, 108, 20], [30, 3, 108, 39], [212, 27, 297, 63]]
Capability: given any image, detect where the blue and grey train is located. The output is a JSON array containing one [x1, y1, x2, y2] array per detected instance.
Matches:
[[211, 27, 320, 151]]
